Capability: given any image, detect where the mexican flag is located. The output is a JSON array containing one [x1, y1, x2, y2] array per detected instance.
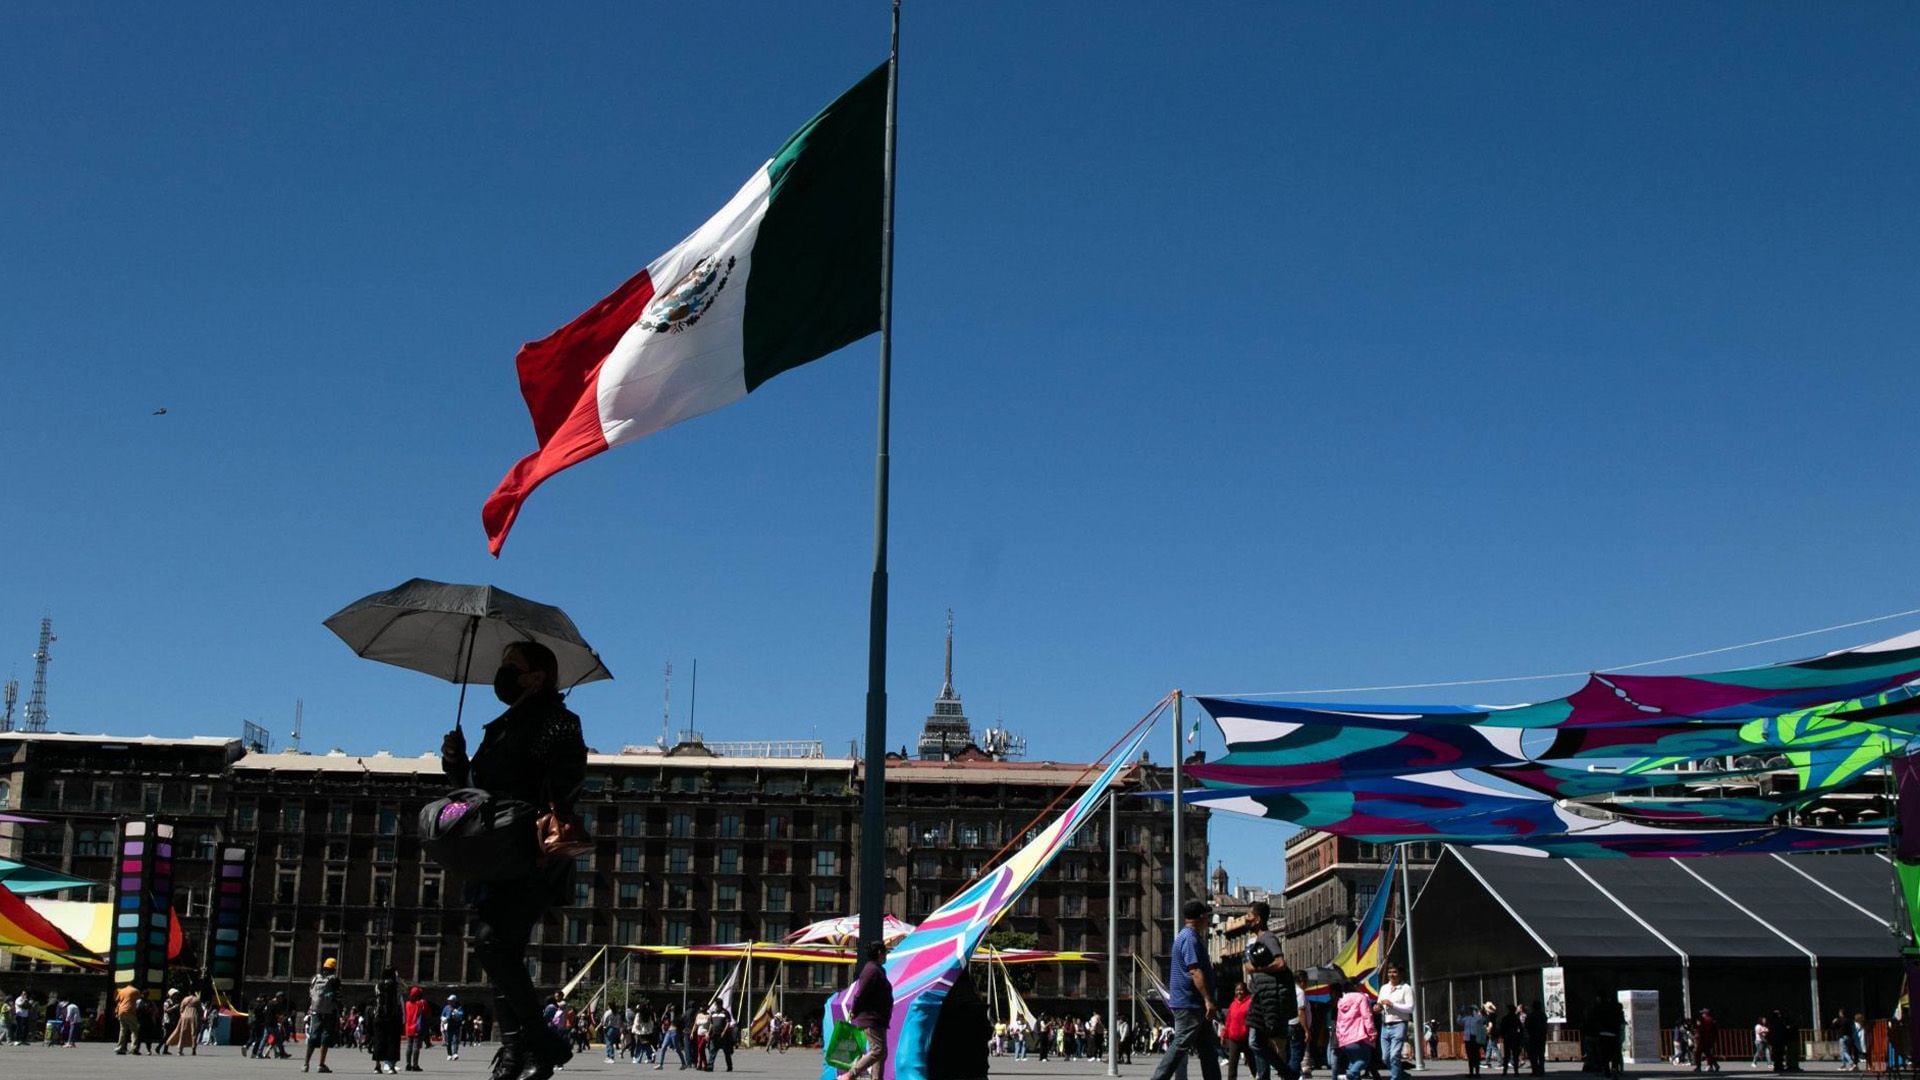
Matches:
[[484, 62, 887, 554]]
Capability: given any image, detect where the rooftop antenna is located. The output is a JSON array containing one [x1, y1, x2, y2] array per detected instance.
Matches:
[[661, 662, 673, 748], [689, 659, 698, 730], [289, 698, 303, 753], [1, 676, 15, 733], [22, 618, 54, 733]]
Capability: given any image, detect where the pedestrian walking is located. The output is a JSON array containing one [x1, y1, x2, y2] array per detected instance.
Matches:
[[439, 641, 588, 1080], [1696, 1009, 1721, 1073], [1335, 979, 1378, 1080], [114, 983, 142, 1055], [655, 1004, 686, 1070], [403, 987, 429, 1072], [1147, 899, 1224, 1080], [1462, 1006, 1488, 1077], [1525, 1000, 1548, 1077], [1751, 1018, 1770, 1068], [305, 956, 343, 1073], [835, 941, 895, 1080], [1376, 965, 1414, 1080], [441, 996, 464, 1061], [371, 968, 403, 1074], [164, 989, 202, 1055]]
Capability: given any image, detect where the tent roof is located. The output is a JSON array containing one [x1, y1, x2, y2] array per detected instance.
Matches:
[[1432, 847, 1899, 963]]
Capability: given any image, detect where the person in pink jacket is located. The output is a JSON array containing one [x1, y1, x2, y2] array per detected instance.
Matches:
[[1335, 981, 1377, 1080]]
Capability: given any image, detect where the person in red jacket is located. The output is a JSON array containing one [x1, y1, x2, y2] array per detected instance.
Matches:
[[1694, 1009, 1720, 1073], [1224, 983, 1262, 1080], [402, 987, 430, 1073]]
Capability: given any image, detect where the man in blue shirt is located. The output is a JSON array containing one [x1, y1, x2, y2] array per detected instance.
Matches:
[[1150, 898, 1222, 1080]]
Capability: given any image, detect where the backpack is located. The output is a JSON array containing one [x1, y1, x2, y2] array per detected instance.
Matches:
[[309, 974, 340, 1016]]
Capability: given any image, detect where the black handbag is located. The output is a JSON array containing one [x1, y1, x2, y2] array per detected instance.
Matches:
[[417, 788, 540, 882]]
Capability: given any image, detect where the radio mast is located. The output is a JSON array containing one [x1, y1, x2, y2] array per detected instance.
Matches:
[[1, 677, 15, 733], [22, 619, 53, 733]]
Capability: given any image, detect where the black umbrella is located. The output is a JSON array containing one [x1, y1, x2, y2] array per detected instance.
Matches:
[[324, 578, 613, 730]]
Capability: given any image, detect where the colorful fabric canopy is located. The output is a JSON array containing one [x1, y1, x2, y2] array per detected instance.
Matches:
[[0, 858, 96, 896], [783, 913, 916, 947], [823, 719, 1157, 1080], [0, 884, 91, 956], [1185, 631, 1920, 855]]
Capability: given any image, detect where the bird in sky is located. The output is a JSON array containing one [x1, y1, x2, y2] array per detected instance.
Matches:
[[152, 408, 168, 416]]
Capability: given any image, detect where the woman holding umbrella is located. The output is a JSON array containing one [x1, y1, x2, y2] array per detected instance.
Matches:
[[440, 641, 588, 1080]]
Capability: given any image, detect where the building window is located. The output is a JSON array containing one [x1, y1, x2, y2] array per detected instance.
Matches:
[[812, 884, 836, 911], [372, 873, 394, 906], [282, 804, 304, 832], [913, 855, 939, 878], [766, 813, 790, 839], [814, 850, 838, 877], [1063, 894, 1086, 916], [566, 916, 587, 944], [271, 942, 293, 978], [572, 881, 590, 907], [669, 847, 689, 873], [276, 871, 298, 904], [92, 782, 115, 811], [421, 875, 442, 907], [23, 827, 59, 857], [374, 843, 396, 864], [573, 853, 593, 874], [664, 917, 689, 946], [190, 833, 216, 860], [717, 847, 739, 874], [329, 804, 352, 833], [716, 884, 738, 911], [617, 918, 639, 945], [719, 813, 743, 838], [913, 820, 947, 846], [621, 812, 644, 838], [377, 807, 398, 835], [668, 882, 691, 908], [324, 840, 347, 862], [1064, 968, 1083, 996], [235, 802, 257, 830], [1014, 895, 1037, 917], [190, 785, 212, 813], [911, 888, 942, 915], [76, 830, 113, 857], [417, 947, 438, 982], [619, 845, 641, 873], [143, 783, 164, 812], [714, 917, 739, 943], [670, 775, 699, 794], [767, 849, 788, 874], [618, 882, 641, 908], [670, 812, 693, 838], [766, 884, 788, 913], [324, 872, 345, 906], [959, 823, 982, 847]]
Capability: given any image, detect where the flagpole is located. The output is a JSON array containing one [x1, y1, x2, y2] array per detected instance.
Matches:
[[1108, 789, 1120, 1076], [1401, 846, 1423, 1068], [1171, 690, 1183, 939], [858, 0, 901, 963]]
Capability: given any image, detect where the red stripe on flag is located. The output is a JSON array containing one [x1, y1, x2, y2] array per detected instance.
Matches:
[[483, 269, 657, 555]]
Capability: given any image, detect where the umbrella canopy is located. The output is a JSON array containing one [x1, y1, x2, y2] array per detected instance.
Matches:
[[324, 578, 613, 690], [0, 858, 94, 896], [784, 913, 916, 948]]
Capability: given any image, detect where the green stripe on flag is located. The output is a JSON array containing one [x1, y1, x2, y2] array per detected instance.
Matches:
[[741, 62, 887, 392]]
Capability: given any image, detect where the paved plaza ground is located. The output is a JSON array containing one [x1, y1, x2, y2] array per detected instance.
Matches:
[[0, 1043, 1868, 1080]]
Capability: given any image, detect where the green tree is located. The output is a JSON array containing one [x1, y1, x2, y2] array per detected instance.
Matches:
[[984, 929, 1039, 994]]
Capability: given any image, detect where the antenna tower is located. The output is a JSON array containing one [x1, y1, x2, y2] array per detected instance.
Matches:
[[289, 698, 303, 753], [1, 677, 15, 733], [661, 662, 673, 747], [22, 618, 54, 733]]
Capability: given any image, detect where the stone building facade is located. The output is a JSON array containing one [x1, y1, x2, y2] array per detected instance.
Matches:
[[1280, 831, 1436, 971], [0, 731, 1207, 1022]]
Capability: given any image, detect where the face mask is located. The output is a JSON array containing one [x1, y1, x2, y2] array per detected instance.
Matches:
[[492, 667, 525, 705]]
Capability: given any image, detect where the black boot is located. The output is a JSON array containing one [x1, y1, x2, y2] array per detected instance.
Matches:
[[518, 1025, 572, 1080], [488, 1031, 526, 1080]]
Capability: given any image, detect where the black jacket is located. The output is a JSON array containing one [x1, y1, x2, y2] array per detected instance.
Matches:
[[443, 690, 587, 811]]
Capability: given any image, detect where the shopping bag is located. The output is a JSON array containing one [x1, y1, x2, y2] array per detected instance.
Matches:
[[824, 1022, 868, 1069]]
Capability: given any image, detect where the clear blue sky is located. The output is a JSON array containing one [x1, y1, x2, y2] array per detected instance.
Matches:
[[4, 3, 1917, 893]]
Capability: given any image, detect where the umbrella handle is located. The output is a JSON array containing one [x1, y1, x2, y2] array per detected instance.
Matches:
[[452, 615, 480, 734]]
